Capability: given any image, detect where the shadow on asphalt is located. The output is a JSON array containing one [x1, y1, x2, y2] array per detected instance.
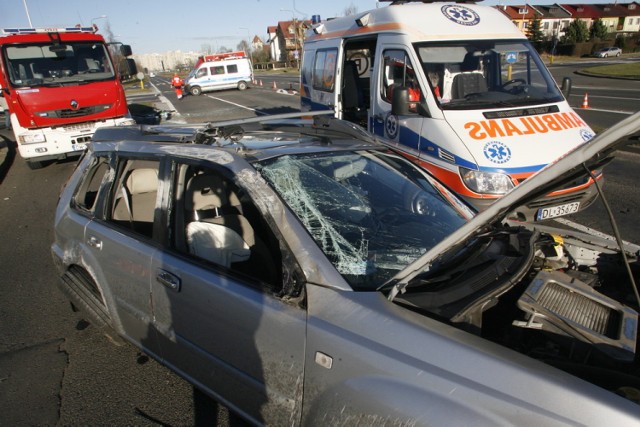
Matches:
[[0, 134, 16, 185]]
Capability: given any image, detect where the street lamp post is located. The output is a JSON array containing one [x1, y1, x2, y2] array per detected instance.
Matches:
[[91, 15, 108, 31], [22, 0, 33, 28]]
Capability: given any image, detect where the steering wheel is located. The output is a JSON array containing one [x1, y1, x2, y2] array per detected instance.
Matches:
[[502, 78, 526, 92], [407, 190, 439, 217]]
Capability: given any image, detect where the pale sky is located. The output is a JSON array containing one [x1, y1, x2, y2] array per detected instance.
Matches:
[[0, 0, 616, 55]]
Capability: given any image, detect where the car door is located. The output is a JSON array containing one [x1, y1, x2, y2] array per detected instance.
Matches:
[[371, 39, 425, 152], [84, 155, 163, 358], [149, 160, 306, 425]]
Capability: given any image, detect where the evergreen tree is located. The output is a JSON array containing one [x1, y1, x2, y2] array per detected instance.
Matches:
[[590, 18, 608, 40], [563, 19, 589, 43], [527, 16, 544, 45]]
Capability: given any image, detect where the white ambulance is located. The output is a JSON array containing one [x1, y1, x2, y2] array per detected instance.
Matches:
[[185, 51, 253, 95], [301, 0, 600, 221]]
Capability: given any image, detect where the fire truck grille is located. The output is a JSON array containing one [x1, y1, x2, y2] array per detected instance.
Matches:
[[39, 104, 111, 119]]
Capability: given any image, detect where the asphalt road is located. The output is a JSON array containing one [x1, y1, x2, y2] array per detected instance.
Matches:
[[0, 60, 638, 425]]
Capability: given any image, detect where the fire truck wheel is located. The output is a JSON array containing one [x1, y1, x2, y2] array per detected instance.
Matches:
[[190, 86, 202, 96], [27, 160, 44, 170], [237, 81, 248, 91]]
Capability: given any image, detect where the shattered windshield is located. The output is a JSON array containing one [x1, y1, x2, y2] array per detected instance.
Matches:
[[4, 42, 115, 88], [415, 40, 564, 109], [257, 150, 473, 290]]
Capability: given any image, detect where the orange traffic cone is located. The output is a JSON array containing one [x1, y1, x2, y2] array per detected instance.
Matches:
[[272, 81, 277, 90], [581, 93, 590, 109]]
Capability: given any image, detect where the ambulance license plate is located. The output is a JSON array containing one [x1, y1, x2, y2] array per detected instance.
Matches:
[[536, 202, 580, 221]]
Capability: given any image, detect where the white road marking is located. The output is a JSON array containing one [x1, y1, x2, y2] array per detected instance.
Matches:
[[205, 95, 269, 115]]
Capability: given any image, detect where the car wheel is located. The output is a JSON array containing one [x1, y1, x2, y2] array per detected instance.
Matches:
[[616, 52, 621, 57], [603, 53, 608, 58], [190, 86, 202, 96], [58, 265, 112, 328], [237, 81, 248, 91]]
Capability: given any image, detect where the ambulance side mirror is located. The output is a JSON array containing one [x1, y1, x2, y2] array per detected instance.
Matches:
[[391, 87, 410, 116], [391, 87, 431, 118], [561, 77, 572, 97]]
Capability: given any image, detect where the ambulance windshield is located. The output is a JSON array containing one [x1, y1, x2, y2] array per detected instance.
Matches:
[[415, 40, 563, 109]]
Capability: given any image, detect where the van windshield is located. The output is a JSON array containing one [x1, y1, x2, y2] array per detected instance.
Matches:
[[414, 40, 564, 110], [3, 42, 115, 88]]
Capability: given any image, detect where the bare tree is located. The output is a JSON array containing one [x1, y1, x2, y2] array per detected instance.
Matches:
[[237, 40, 250, 53], [201, 43, 214, 55], [343, 3, 358, 16]]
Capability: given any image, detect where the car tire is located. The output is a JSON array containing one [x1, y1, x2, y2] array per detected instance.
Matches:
[[190, 86, 202, 96], [603, 53, 608, 58], [58, 265, 111, 328], [616, 52, 621, 57], [237, 81, 248, 91]]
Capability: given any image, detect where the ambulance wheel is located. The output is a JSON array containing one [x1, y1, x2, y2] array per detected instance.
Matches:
[[27, 160, 44, 170], [190, 86, 202, 96], [237, 81, 248, 91]]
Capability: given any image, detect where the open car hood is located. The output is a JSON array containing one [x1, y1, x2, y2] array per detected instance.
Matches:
[[391, 111, 640, 293]]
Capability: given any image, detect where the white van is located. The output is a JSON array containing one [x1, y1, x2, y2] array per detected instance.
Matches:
[[185, 51, 253, 95], [301, 0, 600, 221]]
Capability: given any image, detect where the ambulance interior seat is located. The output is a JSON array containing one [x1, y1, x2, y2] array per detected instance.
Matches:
[[342, 60, 367, 126], [450, 53, 487, 99]]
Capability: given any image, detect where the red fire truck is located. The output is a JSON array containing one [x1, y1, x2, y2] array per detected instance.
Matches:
[[0, 26, 136, 169]]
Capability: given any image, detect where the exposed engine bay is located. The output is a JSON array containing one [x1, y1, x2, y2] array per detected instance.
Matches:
[[395, 225, 640, 402]]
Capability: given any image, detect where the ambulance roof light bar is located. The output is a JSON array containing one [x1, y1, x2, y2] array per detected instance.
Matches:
[[2, 26, 97, 35]]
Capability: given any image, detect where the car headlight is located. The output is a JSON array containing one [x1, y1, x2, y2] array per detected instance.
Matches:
[[17, 133, 46, 144], [460, 167, 514, 195], [118, 118, 137, 126]]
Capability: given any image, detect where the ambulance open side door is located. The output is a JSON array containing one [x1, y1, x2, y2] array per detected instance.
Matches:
[[301, 38, 341, 118], [371, 39, 426, 153]]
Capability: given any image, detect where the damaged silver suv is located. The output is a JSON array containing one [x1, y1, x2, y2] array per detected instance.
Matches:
[[52, 112, 640, 425]]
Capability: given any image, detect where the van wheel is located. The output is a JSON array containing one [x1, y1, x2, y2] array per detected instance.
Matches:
[[190, 86, 202, 96], [27, 160, 44, 170], [237, 81, 248, 91]]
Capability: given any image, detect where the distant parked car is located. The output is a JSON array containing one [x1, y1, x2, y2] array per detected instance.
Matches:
[[52, 112, 640, 425], [593, 47, 622, 57]]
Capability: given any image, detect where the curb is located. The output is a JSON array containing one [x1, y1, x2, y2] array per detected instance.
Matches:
[[574, 70, 640, 80]]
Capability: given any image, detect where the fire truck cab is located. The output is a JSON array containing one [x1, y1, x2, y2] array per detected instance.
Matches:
[[0, 27, 135, 169]]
